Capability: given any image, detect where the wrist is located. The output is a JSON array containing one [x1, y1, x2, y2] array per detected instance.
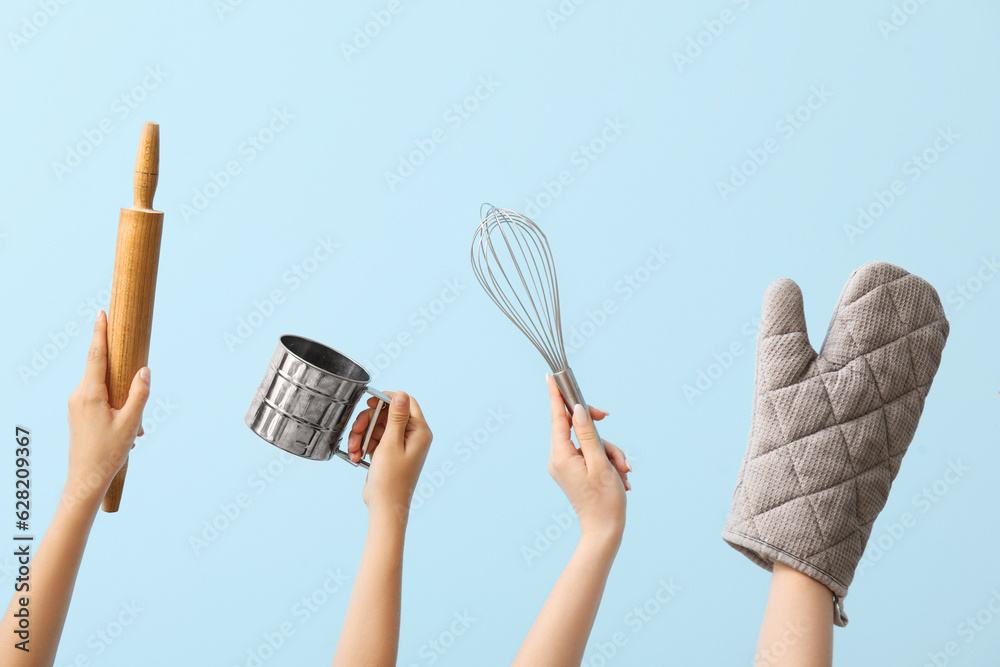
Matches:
[[579, 523, 624, 553], [65, 456, 124, 504], [368, 500, 410, 533], [59, 479, 105, 517]]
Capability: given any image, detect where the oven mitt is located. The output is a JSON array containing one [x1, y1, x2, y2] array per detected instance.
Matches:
[[722, 261, 949, 627]]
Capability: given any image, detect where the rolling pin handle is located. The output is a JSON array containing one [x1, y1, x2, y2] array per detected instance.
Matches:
[[133, 122, 159, 210]]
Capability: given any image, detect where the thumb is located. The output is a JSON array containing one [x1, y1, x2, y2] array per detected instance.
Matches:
[[380, 391, 410, 451], [118, 367, 151, 435], [757, 279, 816, 388], [572, 404, 606, 467], [760, 278, 808, 338]]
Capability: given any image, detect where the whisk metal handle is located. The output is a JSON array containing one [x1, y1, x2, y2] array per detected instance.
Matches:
[[553, 368, 604, 450]]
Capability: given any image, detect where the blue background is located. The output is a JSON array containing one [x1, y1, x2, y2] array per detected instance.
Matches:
[[2, 1, 998, 665]]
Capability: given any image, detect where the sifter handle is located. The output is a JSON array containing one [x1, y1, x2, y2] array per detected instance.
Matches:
[[332, 388, 391, 469]]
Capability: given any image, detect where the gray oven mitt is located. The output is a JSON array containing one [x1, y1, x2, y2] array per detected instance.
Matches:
[[722, 261, 949, 626]]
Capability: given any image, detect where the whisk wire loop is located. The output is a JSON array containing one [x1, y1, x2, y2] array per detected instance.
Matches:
[[471, 206, 569, 372]]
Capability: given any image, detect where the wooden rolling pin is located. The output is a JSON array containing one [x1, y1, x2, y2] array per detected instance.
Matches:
[[102, 122, 164, 513]]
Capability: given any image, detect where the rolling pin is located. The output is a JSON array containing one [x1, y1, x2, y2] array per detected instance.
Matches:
[[102, 122, 164, 513]]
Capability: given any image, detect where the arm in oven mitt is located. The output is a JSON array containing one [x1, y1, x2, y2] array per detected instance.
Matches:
[[722, 261, 949, 627]]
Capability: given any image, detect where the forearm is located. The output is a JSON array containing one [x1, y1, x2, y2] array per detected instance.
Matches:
[[0, 483, 102, 666], [756, 562, 833, 667], [331, 511, 406, 667], [512, 531, 622, 667]]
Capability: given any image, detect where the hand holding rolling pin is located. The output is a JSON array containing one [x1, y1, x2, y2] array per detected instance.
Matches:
[[0, 312, 151, 666], [66, 311, 152, 504]]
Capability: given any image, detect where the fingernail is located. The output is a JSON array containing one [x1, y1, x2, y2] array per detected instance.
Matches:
[[572, 403, 589, 423], [140, 367, 151, 384], [393, 392, 407, 407], [626, 461, 633, 473], [625, 480, 632, 491]]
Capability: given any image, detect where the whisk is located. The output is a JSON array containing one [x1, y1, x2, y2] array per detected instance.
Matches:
[[471, 205, 603, 449]]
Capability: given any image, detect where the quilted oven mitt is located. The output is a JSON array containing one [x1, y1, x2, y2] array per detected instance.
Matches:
[[722, 262, 949, 627]]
